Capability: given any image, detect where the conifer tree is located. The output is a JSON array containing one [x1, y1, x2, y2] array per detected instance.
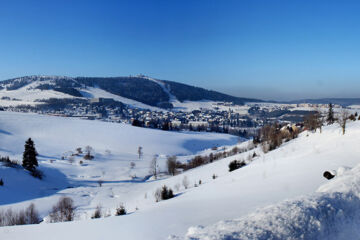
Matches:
[[22, 138, 38, 172], [326, 103, 335, 125]]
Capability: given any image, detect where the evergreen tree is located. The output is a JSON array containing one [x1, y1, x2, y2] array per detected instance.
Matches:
[[326, 103, 335, 125], [22, 138, 38, 172]]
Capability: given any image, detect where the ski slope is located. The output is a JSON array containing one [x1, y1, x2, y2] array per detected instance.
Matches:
[[0, 81, 75, 107], [1, 113, 360, 239]]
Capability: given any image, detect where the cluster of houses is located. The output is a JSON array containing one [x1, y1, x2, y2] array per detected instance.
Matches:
[[4, 98, 323, 137]]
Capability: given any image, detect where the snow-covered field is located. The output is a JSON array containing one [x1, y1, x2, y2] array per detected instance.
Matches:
[[1, 111, 360, 239]]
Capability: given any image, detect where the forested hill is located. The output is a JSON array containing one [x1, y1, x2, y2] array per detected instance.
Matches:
[[0, 75, 261, 109]]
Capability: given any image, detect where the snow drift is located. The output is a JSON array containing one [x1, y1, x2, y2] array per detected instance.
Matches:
[[183, 164, 360, 240]]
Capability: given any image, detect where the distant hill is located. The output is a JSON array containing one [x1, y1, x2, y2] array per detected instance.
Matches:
[[163, 80, 259, 105], [286, 98, 360, 106], [0, 75, 261, 109]]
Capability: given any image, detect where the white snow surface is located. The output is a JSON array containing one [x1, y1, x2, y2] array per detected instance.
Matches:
[[0, 81, 75, 106], [1, 113, 360, 239], [78, 86, 165, 111]]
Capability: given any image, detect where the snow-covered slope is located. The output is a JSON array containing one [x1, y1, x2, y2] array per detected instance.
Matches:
[[0, 111, 238, 221], [78, 86, 164, 111], [0, 75, 258, 111], [183, 166, 360, 240], [0, 80, 76, 106], [1, 113, 360, 239]]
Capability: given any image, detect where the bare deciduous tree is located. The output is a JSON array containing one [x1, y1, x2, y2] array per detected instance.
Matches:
[[338, 109, 349, 135], [49, 197, 75, 223], [182, 176, 189, 189], [0, 203, 40, 227], [154, 188, 162, 202], [84, 146, 94, 160], [137, 146, 143, 160], [149, 155, 159, 179], [166, 156, 177, 176]]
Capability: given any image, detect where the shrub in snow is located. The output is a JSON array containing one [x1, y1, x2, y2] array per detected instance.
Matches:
[[154, 188, 162, 202], [68, 156, 75, 164], [212, 174, 217, 180], [76, 147, 83, 154], [231, 146, 239, 155], [228, 160, 246, 172], [154, 185, 174, 202], [130, 161, 136, 169], [182, 176, 190, 189], [0, 178, 3, 186], [115, 204, 126, 216], [160, 185, 174, 200], [349, 114, 356, 121], [174, 183, 180, 192], [83, 154, 94, 160], [189, 155, 207, 169], [49, 197, 75, 223], [0, 156, 20, 168], [83, 145, 94, 160], [91, 205, 102, 219], [0, 203, 40, 227]]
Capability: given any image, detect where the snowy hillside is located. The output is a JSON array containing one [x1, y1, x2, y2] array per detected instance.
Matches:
[[1, 112, 360, 239], [0, 75, 259, 111], [0, 112, 238, 223]]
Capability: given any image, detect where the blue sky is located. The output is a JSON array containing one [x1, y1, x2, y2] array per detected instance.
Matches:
[[1, 0, 360, 100]]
